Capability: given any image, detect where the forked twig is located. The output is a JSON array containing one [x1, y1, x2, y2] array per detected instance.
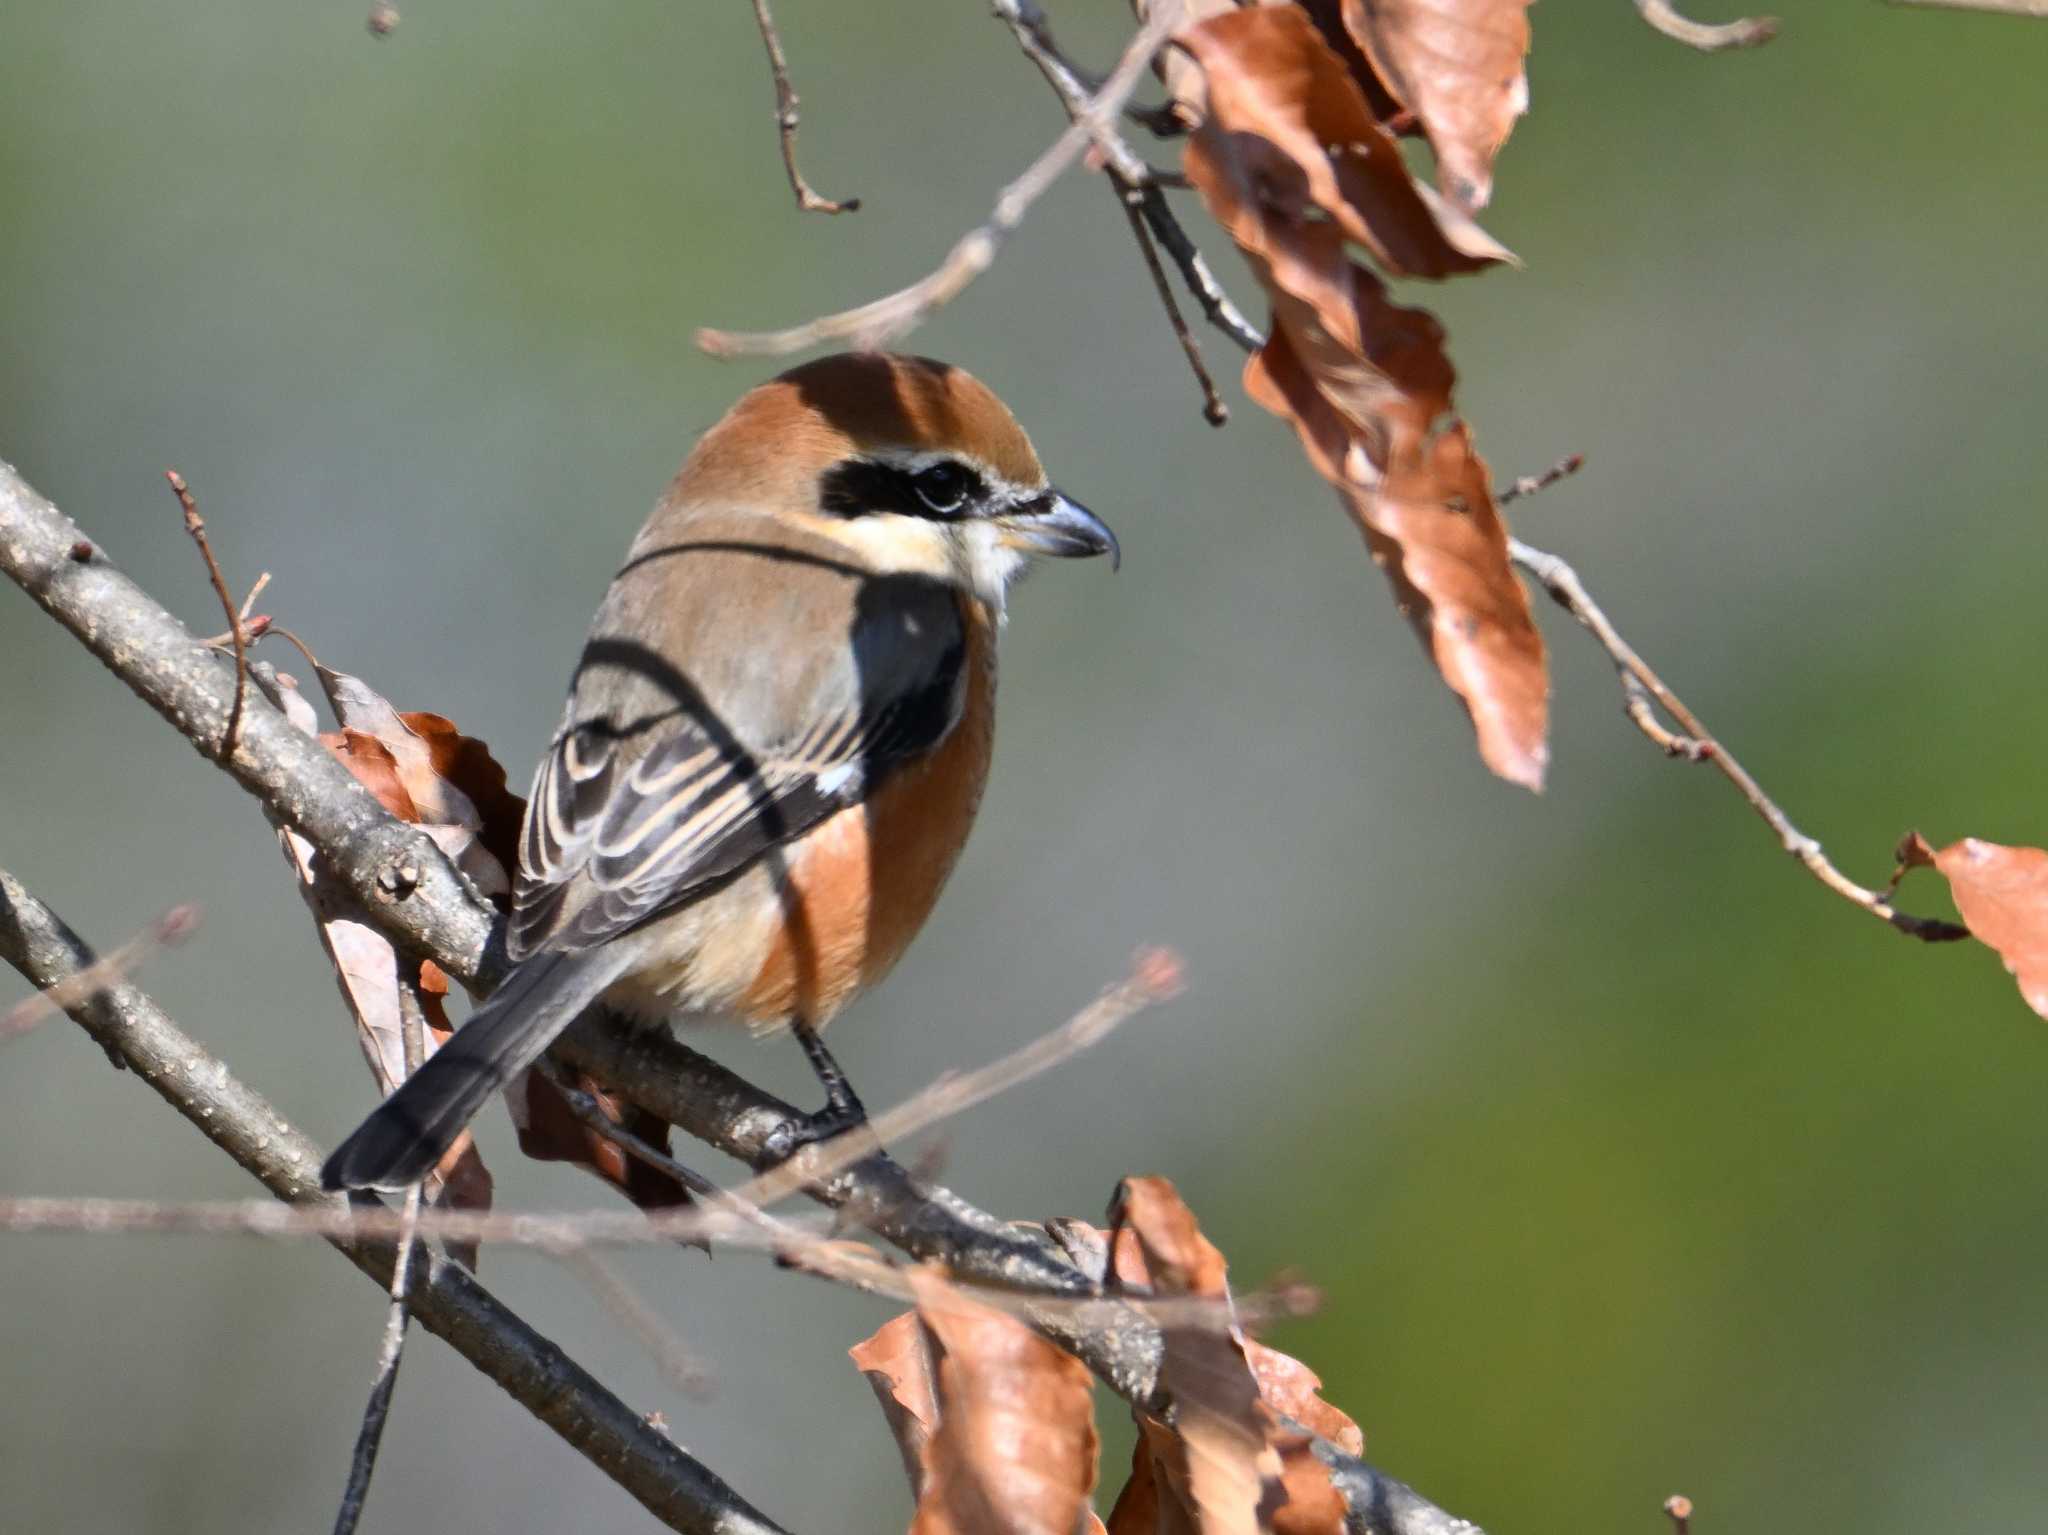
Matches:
[[994, 0, 1265, 376], [1499, 462, 1967, 942], [697, 1, 1181, 357], [1121, 190, 1228, 424], [746, 0, 859, 215], [164, 469, 249, 757]]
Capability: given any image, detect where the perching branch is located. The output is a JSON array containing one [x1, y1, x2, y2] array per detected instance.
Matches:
[[0, 460, 501, 990], [1498, 465, 1968, 943], [1635, 0, 1781, 50], [695, 1, 1183, 357], [745, 0, 860, 215], [0, 867, 788, 1535], [0, 455, 1486, 1535]]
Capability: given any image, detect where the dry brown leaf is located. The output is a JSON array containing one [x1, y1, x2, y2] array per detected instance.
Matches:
[[1107, 1178, 1280, 1535], [315, 667, 514, 900], [1100, 1180, 1367, 1535], [508, 1069, 699, 1215], [1897, 833, 2048, 1017], [264, 666, 498, 1261], [899, 1268, 1101, 1535], [1240, 224, 1548, 789], [1340, 0, 1532, 210], [1178, 7, 1513, 280], [1296, 0, 1406, 123], [1242, 1341, 1364, 1457], [852, 1310, 944, 1498]]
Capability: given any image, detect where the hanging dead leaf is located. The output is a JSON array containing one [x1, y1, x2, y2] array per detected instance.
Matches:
[[260, 666, 497, 1262], [508, 1069, 699, 1215], [1896, 833, 2048, 1017], [1178, 6, 1514, 280], [891, 1267, 1101, 1535], [1339, 0, 1533, 210], [1106, 1178, 1281, 1535], [1241, 223, 1548, 789], [314, 666, 516, 900], [851, 1310, 944, 1498]]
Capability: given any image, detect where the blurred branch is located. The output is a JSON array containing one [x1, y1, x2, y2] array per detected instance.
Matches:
[[1635, 0, 1781, 50], [1885, 0, 2048, 11], [0, 867, 789, 1535], [0, 457, 1484, 1535], [695, 1, 1182, 357], [745, 0, 860, 215], [1499, 469, 1968, 942]]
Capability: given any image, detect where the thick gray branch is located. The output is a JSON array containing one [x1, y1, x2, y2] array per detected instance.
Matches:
[[0, 461, 501, 989], [0, 458, 1480, 1535], [0, 868, 787, 1535]]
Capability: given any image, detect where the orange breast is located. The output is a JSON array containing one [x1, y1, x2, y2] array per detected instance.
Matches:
[[737, 598, 997, 1027]]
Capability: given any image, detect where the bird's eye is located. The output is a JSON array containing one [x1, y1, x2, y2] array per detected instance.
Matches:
[[912, 462, 971, 515]]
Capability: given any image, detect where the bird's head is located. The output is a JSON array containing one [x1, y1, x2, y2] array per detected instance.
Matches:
[[675, 352, 1117, 607]]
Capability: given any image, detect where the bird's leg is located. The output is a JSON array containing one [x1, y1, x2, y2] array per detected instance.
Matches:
[[761, 1016, 870, 1162]]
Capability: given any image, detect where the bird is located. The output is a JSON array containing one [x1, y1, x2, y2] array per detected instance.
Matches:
[[321, 352, 1117, 1192]]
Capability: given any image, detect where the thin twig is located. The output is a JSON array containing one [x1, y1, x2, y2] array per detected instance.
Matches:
[[992, 0, 1266, 358], [746, 0, 859, 214], [0, 1196, 1320, 1331], [1121, 191, 1229, 424], [331, 977, 431, 1535], [1885, 0, 2048, 10], [1635, 0, 1780, 49], [558, 1250, 716, 1399], [728, 948, 1183, 1215], [1133, 184, 1265, 352], [0, 905, 200, 1043], [332, 1180, 421, 1535], [696, 1, 1181, 357], [0, 460, 1491, 1535], [1502, 520, 1968, 941], [200, 571, 271, 647], [164, 470, 249, 758], [0, 865, 787, 1535], [1495, 453, 1585, 506]]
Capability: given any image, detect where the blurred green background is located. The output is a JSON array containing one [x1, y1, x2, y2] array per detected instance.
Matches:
[[5, 2, 2048, 1531]]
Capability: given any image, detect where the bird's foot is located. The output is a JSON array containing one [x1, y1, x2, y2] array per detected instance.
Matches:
[[759, 1017, 872, 1165]]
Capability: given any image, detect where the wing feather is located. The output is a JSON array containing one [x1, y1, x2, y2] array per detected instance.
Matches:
[[507, 572, 968, 962]]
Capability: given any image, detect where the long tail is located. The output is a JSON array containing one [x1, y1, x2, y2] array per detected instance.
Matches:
[[320, 945, 639, 1192]]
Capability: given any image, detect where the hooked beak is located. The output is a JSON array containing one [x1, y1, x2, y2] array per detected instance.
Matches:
[[994, 489, 1120, 570]]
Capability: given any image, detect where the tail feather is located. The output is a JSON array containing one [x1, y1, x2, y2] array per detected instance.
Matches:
[[320, 946, 638, 1192]]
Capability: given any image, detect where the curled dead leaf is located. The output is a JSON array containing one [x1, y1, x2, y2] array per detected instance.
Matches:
[[1178, 7, 1514, 280], [1339, 0, 1533, 211], [1239, 226, 1548, 789], [864, 1269, 1101, 1535]]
